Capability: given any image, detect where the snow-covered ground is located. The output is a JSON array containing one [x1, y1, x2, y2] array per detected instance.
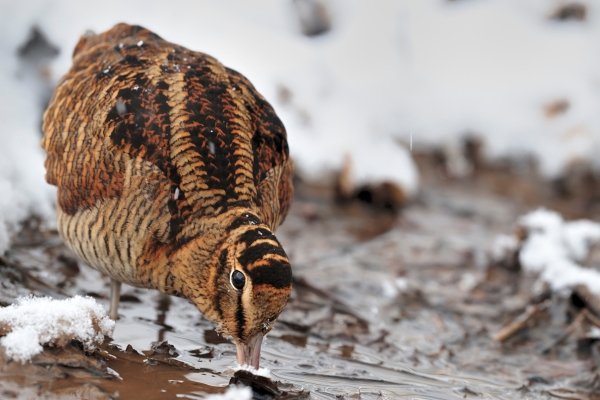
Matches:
[[204, 386, 252, 400], [1, 0, 599, 252], [0, 296, 114, 363], [493, 208, 600, 296]]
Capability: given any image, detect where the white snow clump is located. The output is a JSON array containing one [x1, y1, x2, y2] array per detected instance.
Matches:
[[516, 208, 600, 295], [0, 295, 114, 363], [204, 386, 252, 400], [233, 363, 272, 378]]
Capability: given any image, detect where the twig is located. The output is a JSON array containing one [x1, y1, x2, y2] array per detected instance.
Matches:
[[542, 307, 600, 353], [293, 276, 369, 325], [542, 310, 587, 354], [493, 301, 549, 342], [583, 308, 600, 329], [574, 285, 600, 318]]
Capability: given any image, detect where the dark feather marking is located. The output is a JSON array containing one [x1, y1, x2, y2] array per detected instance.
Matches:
[[249, 261, 292, 289], [238, 227, 275, 247], [236, 298, 246, 341], [238, 242, 288, 268], [214, 248, 228, 320]]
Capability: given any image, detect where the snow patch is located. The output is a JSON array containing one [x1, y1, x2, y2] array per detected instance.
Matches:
[[587, 327, 600, 339], [458, 273, 478, 292], [511, 209, 600, 295], [491, 234, 520, 262], [381, 280, 398, 298], [204, 386, 252, 400], [0, 296, 115, 363], [232, 363, 272, 378], [395, 277, 409, 291]]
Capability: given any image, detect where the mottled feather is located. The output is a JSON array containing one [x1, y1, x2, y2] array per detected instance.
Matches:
[[41, 24, 294, 356]]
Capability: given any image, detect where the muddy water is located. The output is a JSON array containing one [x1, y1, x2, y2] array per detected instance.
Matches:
[[2, 169, 599, 399], [98, 291, 515, 400]]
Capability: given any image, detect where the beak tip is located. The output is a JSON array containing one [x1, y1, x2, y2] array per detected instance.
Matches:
[[235, 334, 264, 370]]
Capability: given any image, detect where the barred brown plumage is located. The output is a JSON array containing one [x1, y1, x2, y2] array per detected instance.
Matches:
[[41, 23, 294, 369]]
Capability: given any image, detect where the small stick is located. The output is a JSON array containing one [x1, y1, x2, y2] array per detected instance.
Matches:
[[574, 285, 600, 317], [542, 310, 586, 353], [493, 301, 549, 342], [583, 308, 600, 329]]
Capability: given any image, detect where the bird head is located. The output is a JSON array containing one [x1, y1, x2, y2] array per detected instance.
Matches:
[[174, 211, 292, 369]]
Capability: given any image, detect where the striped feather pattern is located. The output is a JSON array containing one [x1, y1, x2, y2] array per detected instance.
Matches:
[[41, 24, 293, 342]]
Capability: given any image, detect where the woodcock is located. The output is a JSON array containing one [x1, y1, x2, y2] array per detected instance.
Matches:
[[41, 23, 294, 369]]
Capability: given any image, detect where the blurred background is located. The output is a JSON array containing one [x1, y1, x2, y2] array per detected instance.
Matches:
[[1, 0, 599, 249], [1, 0, 600, 398]]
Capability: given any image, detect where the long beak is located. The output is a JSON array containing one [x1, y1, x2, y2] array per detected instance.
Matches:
[[235, 334, 264, 369]]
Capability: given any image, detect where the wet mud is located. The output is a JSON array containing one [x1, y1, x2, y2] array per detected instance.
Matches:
[[1, 151, 600, 399]]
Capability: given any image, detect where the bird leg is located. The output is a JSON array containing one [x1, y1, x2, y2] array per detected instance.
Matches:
[[109, 279, 121, 320]]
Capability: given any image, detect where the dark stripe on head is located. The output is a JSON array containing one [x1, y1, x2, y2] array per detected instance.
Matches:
[[249, 260, 292, 289], [238, 227, 273, 247], [238, 242, 288, 268], [235, 298, 245, 341]]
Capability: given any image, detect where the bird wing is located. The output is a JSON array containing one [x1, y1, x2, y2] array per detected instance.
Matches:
[[42, 24, 293, 243], [224, 68, 294, 232]]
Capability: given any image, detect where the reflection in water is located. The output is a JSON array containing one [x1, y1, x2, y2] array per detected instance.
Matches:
[[204, 328, 233, 345], [97, 221, 572, 400], [155, 293, 172, 343], [104, 289, 525, 399]]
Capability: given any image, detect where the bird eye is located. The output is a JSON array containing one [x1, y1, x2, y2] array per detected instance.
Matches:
[[230, 270, 246, 290]]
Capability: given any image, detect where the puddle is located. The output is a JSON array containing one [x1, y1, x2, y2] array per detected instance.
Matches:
[[88, 289, 524, 399]]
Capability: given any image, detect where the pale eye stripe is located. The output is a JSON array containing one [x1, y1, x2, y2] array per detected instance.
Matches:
[[246, 238, 279, 249], [246, 259, 270, 271], [261, 254, 289, 262], [246, 254, 289, 271]]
